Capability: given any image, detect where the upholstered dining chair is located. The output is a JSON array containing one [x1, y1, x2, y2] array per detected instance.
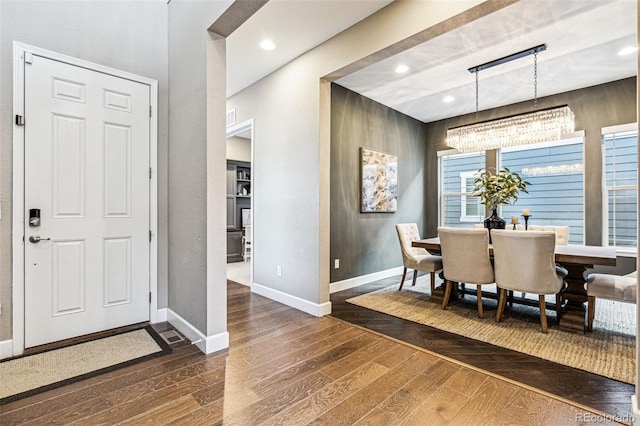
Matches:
[[528, 225, 570, 245], [395, 223, 443, 292], [437, 227, 494, 318], [473, 223, 570, 245], [586, 271, 636, 331], [491, 230, 567, 333]]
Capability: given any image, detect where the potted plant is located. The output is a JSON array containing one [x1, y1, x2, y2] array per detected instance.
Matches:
[[473, 168, 530, 233]]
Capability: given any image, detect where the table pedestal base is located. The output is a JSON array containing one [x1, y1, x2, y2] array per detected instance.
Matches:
[[558, 263, 591, 334]]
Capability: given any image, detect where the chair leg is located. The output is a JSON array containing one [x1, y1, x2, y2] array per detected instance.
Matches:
[[555, 293, 562, 322], [539, 295, 548, 333], [587, 295, 595, 331], [399, 267, 407, 291], [476, 286, 484, 319], [430, 272, 435, 293], [411, 270, 418, 286], [442, 280, 452, 309], [496, 288, 507, 322]]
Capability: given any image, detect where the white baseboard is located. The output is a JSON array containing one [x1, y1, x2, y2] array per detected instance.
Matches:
[[0, 339, 13, 359], [167, 308, 229, 355], [252, 282, 332, 317], [330, 266, 404, 294], [201, 331, 230, 354], [156, 308, 168, 323]]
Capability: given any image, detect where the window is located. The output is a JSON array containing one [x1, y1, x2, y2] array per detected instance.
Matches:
[[500, 136, 585, 244], [439, 151, 485, 227], [459, 171, 482, 221], [602, 124, 638, 250]]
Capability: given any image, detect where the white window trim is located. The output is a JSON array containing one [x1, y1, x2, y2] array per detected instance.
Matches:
[[601, 124, 638, 252], [438, 149, 485, 226], [459, 171, 481, 222]]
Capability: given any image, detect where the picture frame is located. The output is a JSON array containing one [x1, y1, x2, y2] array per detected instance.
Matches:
[[241, 208, 252, 227], [360, 147, 398, 213]]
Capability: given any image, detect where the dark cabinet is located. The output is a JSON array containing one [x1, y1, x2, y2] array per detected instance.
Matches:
[[227, 160, 251, 263], [227, 229, 243, 263], [226, 160, 251, 230]]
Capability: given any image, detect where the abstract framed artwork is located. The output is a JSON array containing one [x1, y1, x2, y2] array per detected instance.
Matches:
[[360, 147, 398, 213]]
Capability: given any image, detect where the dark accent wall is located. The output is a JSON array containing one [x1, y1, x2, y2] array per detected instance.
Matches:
[[331, 78, 636, 282], [424, 77, 637, 247], [330, 83, 428, 282]]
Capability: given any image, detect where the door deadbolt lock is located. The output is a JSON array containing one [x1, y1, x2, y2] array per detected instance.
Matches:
[[29, 208, 41, 227], [29, 235, 50, 243]]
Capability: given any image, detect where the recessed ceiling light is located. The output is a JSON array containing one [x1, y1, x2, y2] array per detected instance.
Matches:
[[618, 46, 638, 56], [394, 64, 409, 74], [260, 39, 276, 51], [443, 95, 455, 103]]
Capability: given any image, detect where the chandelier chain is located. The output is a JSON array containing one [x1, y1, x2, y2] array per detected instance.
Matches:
[[447, 44, 575, 152], [475, 70, 479, 119], [534, 51, 538, 110]]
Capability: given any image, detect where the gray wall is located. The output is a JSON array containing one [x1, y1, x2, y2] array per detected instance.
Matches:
[[227, 0, 485, 309], [425, 77, 637, 275], [424, 77, 637, 243], [330, 84, 427, 282], [0, 0, 169, 341], [167, 0, 229, 335], [227, 136, 251, 162], [328, 78, 637, 282]]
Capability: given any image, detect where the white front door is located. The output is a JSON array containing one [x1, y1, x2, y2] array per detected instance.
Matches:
[[24, 54, 151, 348]]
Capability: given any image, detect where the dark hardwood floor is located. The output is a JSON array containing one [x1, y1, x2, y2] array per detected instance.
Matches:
[[0, 281, 613, 425], [330, 274, 635, 421]]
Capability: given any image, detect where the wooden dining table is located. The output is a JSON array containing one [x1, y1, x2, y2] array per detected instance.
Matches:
[[412, 237, 617, 334]]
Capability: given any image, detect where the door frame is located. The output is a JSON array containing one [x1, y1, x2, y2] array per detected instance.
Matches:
[[226, 119, 254, 286], [11, 42, 159, 356]]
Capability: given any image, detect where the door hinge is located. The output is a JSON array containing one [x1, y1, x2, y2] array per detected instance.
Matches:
[[149, 230, 152, 242], [149, 106, 152, 117], [149, 167, 152, 179], [149, 292, 152, 304], [15, 115, 25, 126]]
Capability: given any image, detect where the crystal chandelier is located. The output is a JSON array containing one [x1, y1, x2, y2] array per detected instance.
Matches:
[[446, 45, 575, 153]]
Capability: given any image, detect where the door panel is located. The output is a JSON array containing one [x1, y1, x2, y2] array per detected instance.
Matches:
[[24, 55, 150, 348]]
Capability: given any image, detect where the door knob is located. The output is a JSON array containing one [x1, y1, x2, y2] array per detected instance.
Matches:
[[29, 235, 50, 243]]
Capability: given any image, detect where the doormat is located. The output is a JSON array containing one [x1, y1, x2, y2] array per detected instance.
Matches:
[[0, 325, 172, 405]]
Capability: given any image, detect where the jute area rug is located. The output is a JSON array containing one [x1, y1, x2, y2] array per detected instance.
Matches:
[[0, 325, 172, 404], [347, 278, 636, 384]]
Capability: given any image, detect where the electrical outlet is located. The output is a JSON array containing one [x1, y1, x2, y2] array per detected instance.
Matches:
[[277, 265, 282, 276], [334, 259, 340, 269]]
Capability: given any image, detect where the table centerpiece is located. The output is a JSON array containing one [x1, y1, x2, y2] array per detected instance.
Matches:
[[473, 167, 530, 235]]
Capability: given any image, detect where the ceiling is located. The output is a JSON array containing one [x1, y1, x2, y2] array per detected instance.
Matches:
[[226, 0, 393, 97], [226, 0, 637, 127], [336, 0, 638, 123]]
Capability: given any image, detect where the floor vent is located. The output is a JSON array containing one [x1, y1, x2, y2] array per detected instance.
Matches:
[[159, 329, 186, 344]]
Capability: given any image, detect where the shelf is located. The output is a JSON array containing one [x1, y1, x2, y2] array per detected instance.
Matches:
[[228, 160, 251, 229]]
